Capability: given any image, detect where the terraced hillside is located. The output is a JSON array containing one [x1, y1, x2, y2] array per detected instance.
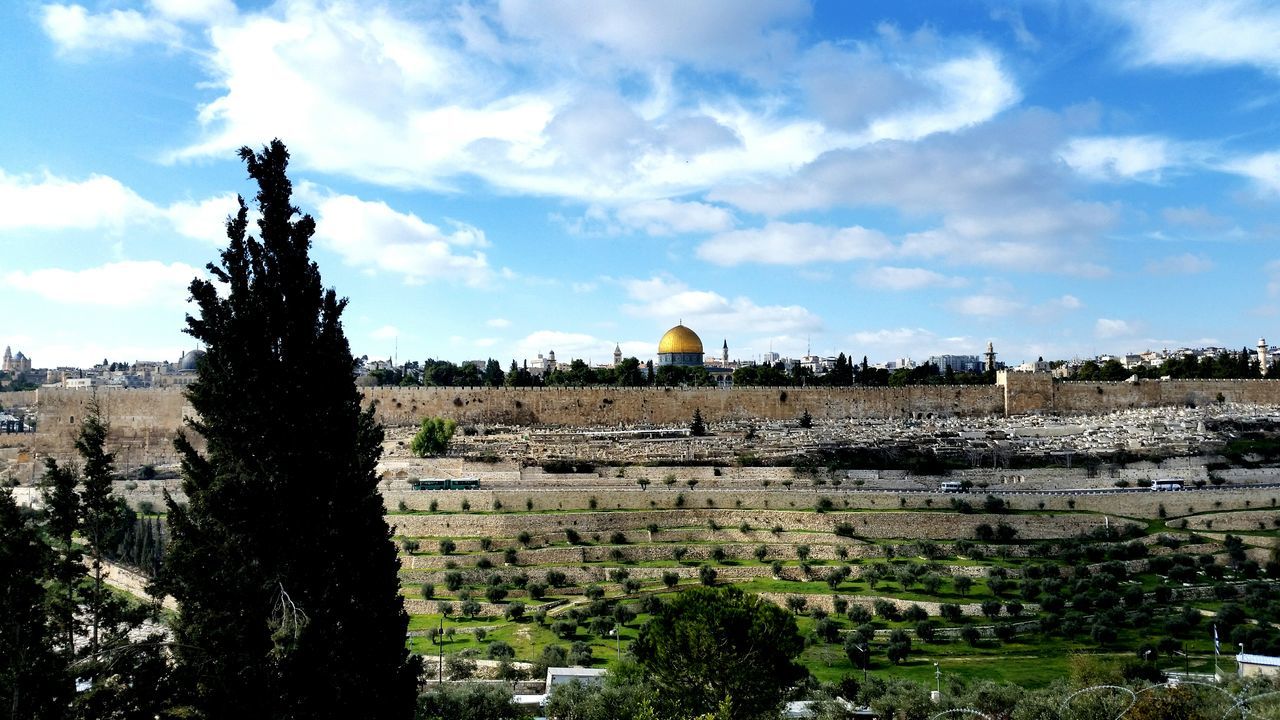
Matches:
[[384, 459, 1280, 687]]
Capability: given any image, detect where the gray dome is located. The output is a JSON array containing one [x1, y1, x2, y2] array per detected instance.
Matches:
[[178, 349, 205, 372]]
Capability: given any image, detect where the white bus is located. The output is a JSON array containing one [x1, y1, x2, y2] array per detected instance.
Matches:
[[1152, 479, 1185, 491], [940, 481, 966, 492]]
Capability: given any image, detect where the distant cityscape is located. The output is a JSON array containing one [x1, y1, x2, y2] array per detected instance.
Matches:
[[4, 325, 1278, 391]]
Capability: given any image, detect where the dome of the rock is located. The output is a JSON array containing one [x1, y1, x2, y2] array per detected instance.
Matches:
[[657, 324, 704, 366]]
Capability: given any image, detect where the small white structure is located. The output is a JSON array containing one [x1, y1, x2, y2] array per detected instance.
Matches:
[[545, 667, 607, 694], [1238, 653, 1280, 678]]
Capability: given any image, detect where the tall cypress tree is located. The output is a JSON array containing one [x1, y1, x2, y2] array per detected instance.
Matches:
[[0, 487, 69, 720], [160, 141, 418, 719]]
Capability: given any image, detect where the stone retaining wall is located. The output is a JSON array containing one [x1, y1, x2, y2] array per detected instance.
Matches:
[[390, 509, 1105, 541]]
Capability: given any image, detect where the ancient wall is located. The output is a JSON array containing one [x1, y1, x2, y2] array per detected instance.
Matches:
[[34, 387, 195, 463], [998, 371, 1055, 416], [0, 390, 38, 407], [361, 385, 1005, 426], [27, 377, 1280, 464], [1052, 379, 1280, 414]]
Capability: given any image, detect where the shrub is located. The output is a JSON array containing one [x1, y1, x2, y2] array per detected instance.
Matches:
[[410, 417, 457, 457], [438, 538, 457, 555], [698, 565, 718, 586], [662, 571, 679, 588], [505, 602, 526, 621]]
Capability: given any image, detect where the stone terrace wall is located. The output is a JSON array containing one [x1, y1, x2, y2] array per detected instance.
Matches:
[[389, 509, 1102, 541]]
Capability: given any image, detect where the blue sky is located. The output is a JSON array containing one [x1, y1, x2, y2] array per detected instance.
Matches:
[[3, 0, 1279, 369]]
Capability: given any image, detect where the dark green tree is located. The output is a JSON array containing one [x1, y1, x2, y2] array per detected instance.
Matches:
[[690, 408, 707, 437], [0, 487, 69, 720], [41, 457, 83, 661], [632, 585, 805, 720], [159, 141, 418, 720], [482, 358, 504, 387]]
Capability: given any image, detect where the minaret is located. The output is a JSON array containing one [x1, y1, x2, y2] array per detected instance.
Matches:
[[1260, 338, 1270, 376], [722, 339, 728, 366], [613, 343, 622, 367], [985, 342, 997, 372], [2, 346, 9, 373]]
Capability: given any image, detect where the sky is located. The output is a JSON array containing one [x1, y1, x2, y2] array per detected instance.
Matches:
[[2, 0, 1280, 370]]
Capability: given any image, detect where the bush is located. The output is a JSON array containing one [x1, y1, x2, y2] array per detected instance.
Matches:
[[662, 571, 679, 588], [504, 602, 525, 621], [410, 417, 457, 457], [444, 571, 464, 591], [439, 538, 457, 555], [487, 640, 515, 660], [698, 565, 718, 586], [420, 582, 435, 599]]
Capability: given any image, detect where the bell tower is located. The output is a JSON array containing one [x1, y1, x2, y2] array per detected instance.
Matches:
[[1259, 338, 1269, 376]]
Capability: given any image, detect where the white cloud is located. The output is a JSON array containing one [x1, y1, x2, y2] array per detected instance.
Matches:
[[713, 111, 1119, 275], [621, 275, 821, 335], [1106, 0, 1280, 74], [846, 327, 975, 360], [1222, 151, 1280, 194], [131, 0, 1024, 208], [1145, 253, 1214, 275], [41, 3, 181, 55], [1095, 318, 1137, 339], [370, 325, 401, 340], [0, 170, 159, 232], [301, 188, 492, 287], [615, 199, 735, 236], [496, 0, 810, 71], [697, 222, 891, 266], [1059, 135, 1176, 182], [4, 261, 198, 308], [953, 294, 1021, 317], [164, 192, 241, 245], [864, 49, 1021, 143], [486, 318, 511, 328], [149, 0, 237, 24], [799, 40, 1020, 142], [856, 266, 967, 291]]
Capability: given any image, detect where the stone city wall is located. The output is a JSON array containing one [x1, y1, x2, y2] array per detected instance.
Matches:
[[29, 376, 1280, 464], [0, 390, 38, 407], [361, 384, 1006, 426]]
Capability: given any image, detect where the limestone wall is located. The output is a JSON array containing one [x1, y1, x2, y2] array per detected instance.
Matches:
[[0, 390, 38, 407], [1052, 379, 1280, 414], [34, 387, 195, 462], [389, 509, 1103, 541], [362, 385, 1005, 426]]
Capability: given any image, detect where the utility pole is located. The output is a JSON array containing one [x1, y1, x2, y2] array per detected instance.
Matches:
[[438, 615, 444, 684]]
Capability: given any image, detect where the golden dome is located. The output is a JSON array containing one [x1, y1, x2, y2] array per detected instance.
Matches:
[[658, 324, 704, 355]]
